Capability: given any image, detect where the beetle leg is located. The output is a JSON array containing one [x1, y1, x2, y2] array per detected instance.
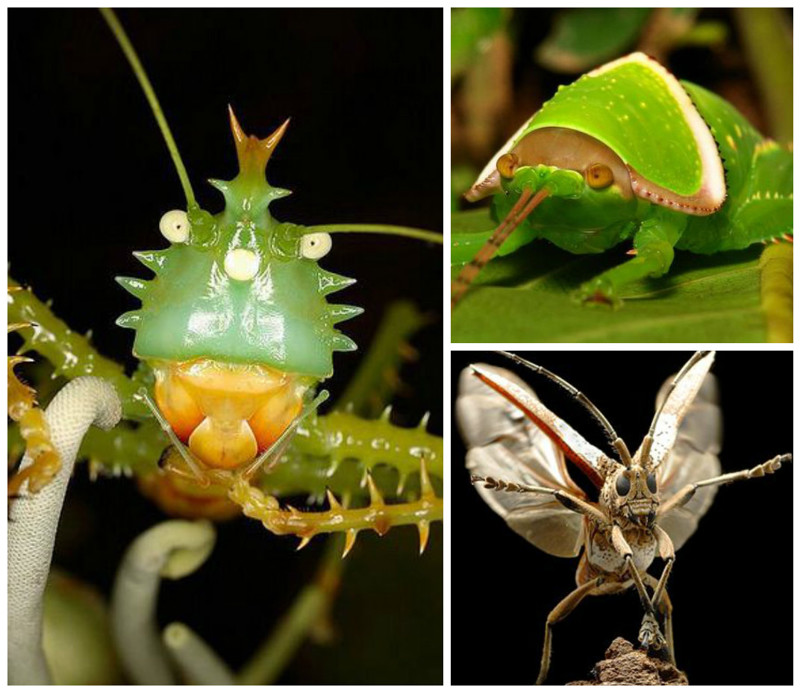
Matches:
[[610, 525, 667, 649], [574, 208, 686, 306], [644, 573, 676, 665], [658, 453, 789, 516], [537, 576, 633, 685], [471, 474, 609, 525]]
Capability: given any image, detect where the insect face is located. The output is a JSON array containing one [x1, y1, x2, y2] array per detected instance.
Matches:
[[117, 110, 363, 471], [604, 464, 659, 528]]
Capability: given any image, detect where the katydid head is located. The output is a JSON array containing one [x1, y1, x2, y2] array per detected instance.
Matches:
[[117, 110, 362, 469], [603, 463, 659, 528], [451, 129, 641, 307], [117, 108, 361, 383]]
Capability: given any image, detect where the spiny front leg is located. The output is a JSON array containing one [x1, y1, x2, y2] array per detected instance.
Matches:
[[230, 457, 442, 556]]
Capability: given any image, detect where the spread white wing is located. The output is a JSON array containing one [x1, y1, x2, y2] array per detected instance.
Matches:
[[655, 372, 722, 550], [456, 364, 586, 557]]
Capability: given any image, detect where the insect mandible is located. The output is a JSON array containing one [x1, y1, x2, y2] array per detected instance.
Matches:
[[456, 351, 790, 684], [451, 52, 793, 308]]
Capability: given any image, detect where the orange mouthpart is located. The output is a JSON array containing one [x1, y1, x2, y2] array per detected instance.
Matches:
[[153, 359, 307, 470]]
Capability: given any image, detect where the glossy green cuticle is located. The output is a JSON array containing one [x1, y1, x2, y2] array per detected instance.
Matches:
[[116, 112, 360, 379]]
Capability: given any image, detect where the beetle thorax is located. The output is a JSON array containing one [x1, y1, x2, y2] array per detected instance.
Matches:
[[601, 463, 659, 528]]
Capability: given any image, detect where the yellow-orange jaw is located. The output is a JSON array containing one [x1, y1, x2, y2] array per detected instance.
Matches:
[[152, 359, 309, 471]]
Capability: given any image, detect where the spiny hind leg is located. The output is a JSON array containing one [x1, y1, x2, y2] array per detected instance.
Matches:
[[229, 456, 442, 556], [537, 576, 633, 685]]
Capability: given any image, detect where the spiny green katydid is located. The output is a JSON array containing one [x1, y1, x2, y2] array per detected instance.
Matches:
[[451, 52, 793, 308]]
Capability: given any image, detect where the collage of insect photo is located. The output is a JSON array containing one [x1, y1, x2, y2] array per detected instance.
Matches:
[[1, 5, 794, 689]]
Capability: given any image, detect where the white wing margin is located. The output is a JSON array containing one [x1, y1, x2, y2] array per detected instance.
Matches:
[[456, 364, 585, 557], [656, 372, 722, 551]]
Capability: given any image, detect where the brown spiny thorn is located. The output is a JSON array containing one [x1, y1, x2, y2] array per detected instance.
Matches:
[[296, 534, 314, 551], [342, 528, 359, 558], [366, 473, 385, 507], [325, 488, 342, 510], [228, 105, 290, 175], [8, 322, 32, 334], [418, 520, 430, 555], [419, 455, 435, 499], [286, 504, 302, 517]]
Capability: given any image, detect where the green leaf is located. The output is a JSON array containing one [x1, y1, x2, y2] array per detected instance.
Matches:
[[451, 208, 789, 342], [536, 8, 652, 73]]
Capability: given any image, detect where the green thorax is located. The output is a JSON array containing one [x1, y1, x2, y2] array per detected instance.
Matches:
[[116, 110, 361, 379]]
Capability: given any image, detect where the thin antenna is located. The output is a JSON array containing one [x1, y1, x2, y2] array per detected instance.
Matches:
[[304, 224, 443, 245], [640, 350, 711, 466], [499, 351, 633, 467], [451, 187, 549, 308], [100, 8, 197, 208]]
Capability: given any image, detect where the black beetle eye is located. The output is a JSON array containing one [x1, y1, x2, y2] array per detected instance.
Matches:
[[615, 474, 631, 496], [646, 473, 658, 494]]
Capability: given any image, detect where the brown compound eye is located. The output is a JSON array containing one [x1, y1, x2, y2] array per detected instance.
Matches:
[[496, 152, 520, 179], [585, 163, 614, 189]]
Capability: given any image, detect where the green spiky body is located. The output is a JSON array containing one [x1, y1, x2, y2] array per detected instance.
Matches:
[[116, 115, 361, 379]]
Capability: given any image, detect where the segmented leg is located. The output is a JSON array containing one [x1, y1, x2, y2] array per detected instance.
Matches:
[[575, 206, 687, 306], [8, 315, 60, 497], [658, 453, 789, 517], [537, 576, 633, 685], [644, 573, 675, 664], [229, 456, 442, 556]]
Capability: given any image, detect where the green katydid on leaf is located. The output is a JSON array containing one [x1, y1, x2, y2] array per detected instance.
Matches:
[[451, 52, 793, 315]]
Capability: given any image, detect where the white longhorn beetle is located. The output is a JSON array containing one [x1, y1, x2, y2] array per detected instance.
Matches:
[[456, 351, 790, 684]]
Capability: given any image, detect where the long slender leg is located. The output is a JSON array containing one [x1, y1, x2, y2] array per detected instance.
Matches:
[[659, 454, 789, 517], [610, 525, 667, 649], [537, 577, 634, 685], [537, 578, 603, 685]]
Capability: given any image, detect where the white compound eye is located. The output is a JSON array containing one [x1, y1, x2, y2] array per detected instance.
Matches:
[[300, 232, 332, 259], [159, 210, 191, 243], [224, 248, 259, 281]]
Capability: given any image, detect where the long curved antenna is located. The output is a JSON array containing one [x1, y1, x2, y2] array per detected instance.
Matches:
[[100, 9, 197, 208], [499, 351, 633, 467], [451, 187, 549, 308], [304, 224, 442, 245]]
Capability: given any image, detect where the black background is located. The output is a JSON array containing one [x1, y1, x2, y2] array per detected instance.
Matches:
[[451, 351, 792, 685], [9, 9, 443, 685]]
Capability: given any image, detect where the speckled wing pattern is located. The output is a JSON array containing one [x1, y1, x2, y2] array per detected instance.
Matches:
[[638, 351, 716, 473], [653, 367, 722, 551], [456, 364, 587, 557]]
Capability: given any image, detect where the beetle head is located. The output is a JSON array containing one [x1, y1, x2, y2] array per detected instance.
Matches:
[[603, 462, 659, 528]]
